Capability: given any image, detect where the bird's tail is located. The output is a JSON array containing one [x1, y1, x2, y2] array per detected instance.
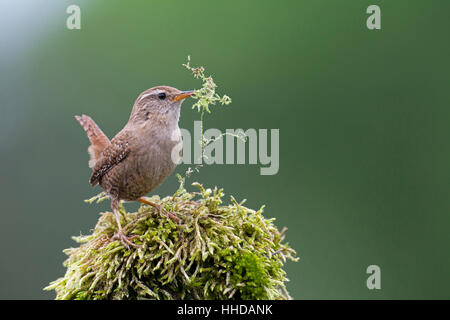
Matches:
[[75, 114, 110, 168]]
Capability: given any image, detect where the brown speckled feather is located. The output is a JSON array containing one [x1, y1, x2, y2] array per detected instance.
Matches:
[[89, 131, 132, 186]]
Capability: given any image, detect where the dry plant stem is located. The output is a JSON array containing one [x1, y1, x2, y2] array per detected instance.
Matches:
[[138, 197, 180, 222]]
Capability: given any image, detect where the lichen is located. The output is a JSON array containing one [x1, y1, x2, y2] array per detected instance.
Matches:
[[44, 183, 297, 300]]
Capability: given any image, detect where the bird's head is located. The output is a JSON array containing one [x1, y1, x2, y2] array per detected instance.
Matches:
[[129, 86, 193, 124]]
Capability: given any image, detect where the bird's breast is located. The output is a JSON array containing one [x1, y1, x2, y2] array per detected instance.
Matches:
[[136, 126, 181, 186]]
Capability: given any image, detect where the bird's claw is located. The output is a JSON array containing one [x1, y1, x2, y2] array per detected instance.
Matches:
[[113, 230, 142, 249]]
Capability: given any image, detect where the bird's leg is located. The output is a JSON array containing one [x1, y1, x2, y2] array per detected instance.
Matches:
[[137, 198, 180, 223], [111, 198, 141, 249]]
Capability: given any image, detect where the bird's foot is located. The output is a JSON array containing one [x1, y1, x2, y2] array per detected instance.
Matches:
[[112, 229, 141, 249], [138, 198, 180, 223]]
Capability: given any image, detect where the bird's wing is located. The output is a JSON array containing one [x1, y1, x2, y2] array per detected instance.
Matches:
[[89, 131, 132, 186]]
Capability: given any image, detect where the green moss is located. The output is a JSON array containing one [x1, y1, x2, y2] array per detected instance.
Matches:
[[44, 183, 297, 300], [231, 251, 270, 299]]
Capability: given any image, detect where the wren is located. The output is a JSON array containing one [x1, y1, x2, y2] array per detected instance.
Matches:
[[75, 86, 193, 248]]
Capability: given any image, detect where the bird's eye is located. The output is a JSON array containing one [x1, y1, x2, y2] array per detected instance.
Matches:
[[157, 92, 166, 100]]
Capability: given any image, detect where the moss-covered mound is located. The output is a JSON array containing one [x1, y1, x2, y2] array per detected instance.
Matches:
[[44, 183, 297, 300]]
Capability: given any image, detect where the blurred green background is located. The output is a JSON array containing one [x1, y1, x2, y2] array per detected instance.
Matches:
[[0, 0, 449, 299]]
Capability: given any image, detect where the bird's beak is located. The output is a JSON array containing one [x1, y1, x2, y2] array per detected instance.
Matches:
[[171, 90, 194, 101]]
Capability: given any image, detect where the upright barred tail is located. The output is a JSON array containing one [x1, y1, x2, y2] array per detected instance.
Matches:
[[75, 114, 111, 168]]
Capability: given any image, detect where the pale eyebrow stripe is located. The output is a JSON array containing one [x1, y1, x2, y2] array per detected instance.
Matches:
[[138, 89, 164, 102], [138, 92, 153, 102]]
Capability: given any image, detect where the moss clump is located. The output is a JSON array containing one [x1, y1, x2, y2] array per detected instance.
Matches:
[[44, 183, 297, 300]]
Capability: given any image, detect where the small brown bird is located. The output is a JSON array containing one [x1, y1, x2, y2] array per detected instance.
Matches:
[[75, 86, 193, 248]]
